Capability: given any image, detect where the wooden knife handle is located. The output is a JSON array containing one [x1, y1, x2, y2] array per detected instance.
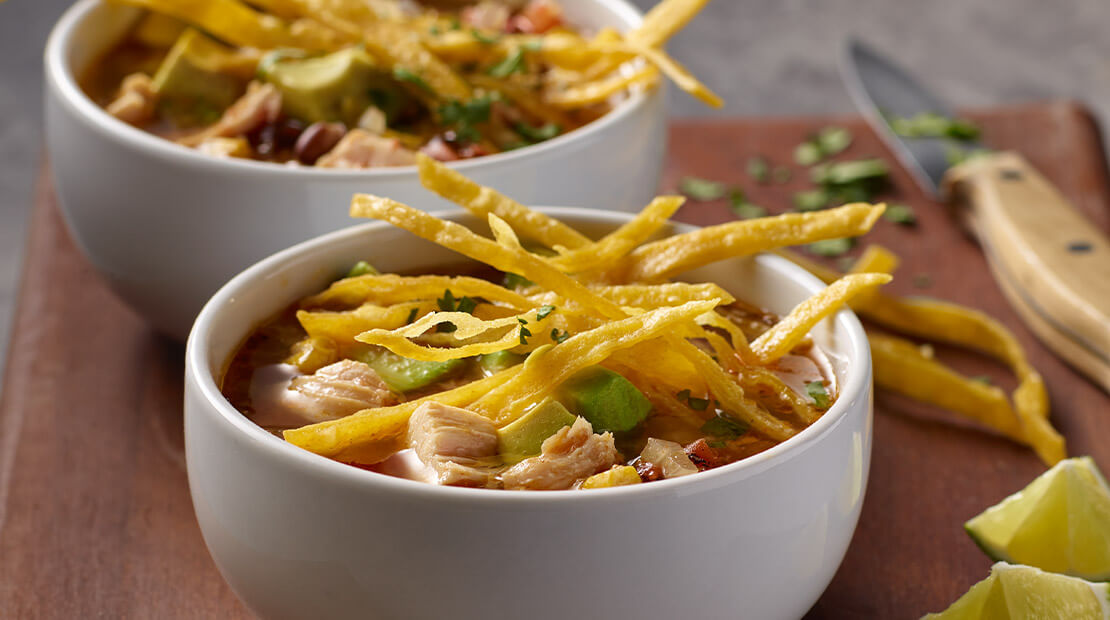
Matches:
[[941, 150, 1110, 392]]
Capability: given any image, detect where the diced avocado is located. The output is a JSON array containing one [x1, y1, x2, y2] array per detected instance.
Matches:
[[497, 398, 577, 464], [581, 465, 642, 489], [354, 346, 464, 393], [478, 350, 525, 376], [151, 29, 252, 126], [560, 366, 651, 433], [258, 47, 412, 126]]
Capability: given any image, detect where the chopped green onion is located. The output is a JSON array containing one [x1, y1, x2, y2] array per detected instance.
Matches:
[[746, 156, 770, 183], [808, 238, 855, 257], [883, 203, 917, 226], [678, 176, 727, 201], [806, 381, 830, 408], [488, 49, 525, 78], [536, 305, 555, 321]]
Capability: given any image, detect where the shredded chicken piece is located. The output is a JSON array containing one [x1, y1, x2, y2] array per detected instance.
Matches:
[[106, 73, 157, 126], [501, 418, 622, 490], [280, 360, 399, 423], [408, 402, 500, 487], [315, 129, 418, 168], [178, 81, 281, 147]]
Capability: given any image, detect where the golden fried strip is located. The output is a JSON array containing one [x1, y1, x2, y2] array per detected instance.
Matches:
[[613, 203, 886, 283], [350, 195, 627, 320], [738, 366, 822, 425], [544, 63, 660, 108], [668, 336, 796, 441], [415, 154, 592, 250], [631, 45, 722, 108], [472, 299, 720, 424], [301, 274, 531, 310], [549, 196, 684, 273], [590, 282, 735, 307], [751, 273, 892, 364], [628, 0, 712, 48], [297, 301, 430, 343], [110, 0, 342, 50]]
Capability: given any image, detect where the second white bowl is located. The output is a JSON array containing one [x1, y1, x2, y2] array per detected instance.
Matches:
[[44, 0, 666, 340]]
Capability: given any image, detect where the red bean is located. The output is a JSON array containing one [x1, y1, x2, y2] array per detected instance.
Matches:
[[295, 122, 346, 165]]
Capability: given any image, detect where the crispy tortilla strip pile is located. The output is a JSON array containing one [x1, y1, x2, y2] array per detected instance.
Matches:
[[282, 157, 890, 461], [779, 246, 1065, 466], [108, 0, 722, 115]]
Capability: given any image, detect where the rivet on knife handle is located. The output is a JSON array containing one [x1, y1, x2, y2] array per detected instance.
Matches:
[[941, 150, 1110, 391]]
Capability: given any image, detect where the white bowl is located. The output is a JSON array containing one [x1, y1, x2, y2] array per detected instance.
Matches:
[[185, 208, 874, 620], [44, 0, 666, 340]]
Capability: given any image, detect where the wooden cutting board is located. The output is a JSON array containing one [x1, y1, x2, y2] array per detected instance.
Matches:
[[1, 101, 1107, 618]]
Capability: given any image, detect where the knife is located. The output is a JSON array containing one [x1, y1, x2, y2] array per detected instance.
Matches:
[[841, 40, 1110, 392]]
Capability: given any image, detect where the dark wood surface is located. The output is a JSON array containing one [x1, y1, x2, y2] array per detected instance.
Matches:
[[1, 101, 1107, 618]]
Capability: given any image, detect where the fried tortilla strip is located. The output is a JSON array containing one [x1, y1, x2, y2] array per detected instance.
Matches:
[[109, 0, 342, 50], [350, 195, 627, 320], [668, 336, 796, 441], [631, 45, 722, 108], [548, 196, 684, 273], [415, 154, 592, 250], [297, 301, 432, 343], [590, 282, 735, 308], [738, 366, 822, 425], [751, 273, 892, 364], [473, 299, 720, 424], [284, 366, 522, 459], [869, 333, 1024, 441], [301, 274, 531, 310], [466, 74, 574, 128], [612, 203, 886, 283], [360, 21, 472, 101], [545, 63, 660, 108], [627, 0, 712, 48]]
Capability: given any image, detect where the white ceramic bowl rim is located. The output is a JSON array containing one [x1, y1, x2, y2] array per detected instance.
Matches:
[[44, 0, 651, 180], [187, 207, 872, 505]]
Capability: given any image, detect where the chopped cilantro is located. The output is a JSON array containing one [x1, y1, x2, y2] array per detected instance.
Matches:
[[428, 24, 440, 35], [514, 122, 561, 144], [888, 112, 981, 141], [793, 189, 829, 212], [676, 389, 711, 411], [503, 272, 534, 290], [700, 414, 748, 441], [448, 16, 461, 30], [971, 375, 994, 385], [678, 176, 727, 201], [550, 328, 570, 344], [794, 140, 823, 166], [883, 203, 917, 226], [536, 305, 555, 321], [405, 307, 419, 324], [488, 49, 525, 78], [437, 289, 458, 312], [436, 290, 478, 331], [808, 238, 855, 257], [392, 67, 433, 94], [746, 156, 770, 183], [806, 380, 830, 408], [816, 126, 852, 157], [471, 28, 501, 44], [345, 260, 378, 278], [438, 96, 494, 143], [518, 318, 532, 345]]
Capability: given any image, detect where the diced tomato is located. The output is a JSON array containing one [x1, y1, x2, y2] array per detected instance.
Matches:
[[513, 0, 563, 34], [684, 439, 722, 471]]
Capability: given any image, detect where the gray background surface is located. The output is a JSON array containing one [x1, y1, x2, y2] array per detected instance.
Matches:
[[2, 0, 1109, 381]]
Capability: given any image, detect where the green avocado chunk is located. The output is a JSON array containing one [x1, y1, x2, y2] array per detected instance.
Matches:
[[151, 29, 250, 126], [354, 347, 464, 393], [258, 47, 410, 125], [560, 366, 651, 433], [497, 399, 578, 464], [478, 350, 525, 376]]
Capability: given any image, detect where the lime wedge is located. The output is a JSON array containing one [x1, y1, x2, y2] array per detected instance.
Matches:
[[923, 562, 1110, 619], [964, 456, 1110, 580]]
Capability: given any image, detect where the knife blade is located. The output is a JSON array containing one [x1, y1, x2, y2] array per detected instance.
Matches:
[[841, 40, 1110, 391]]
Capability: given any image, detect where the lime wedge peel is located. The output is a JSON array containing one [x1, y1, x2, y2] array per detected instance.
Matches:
[[922, 562, 1110, 620], [964, 456, 1110, 581]]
